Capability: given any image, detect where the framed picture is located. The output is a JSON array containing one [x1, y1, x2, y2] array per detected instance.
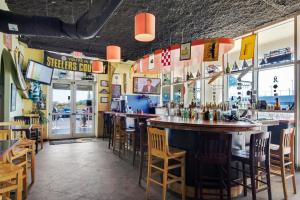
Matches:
[[112, 73, 121, 84], [99, 89, 109, 94], [100, 80, 108, 87], [180, 42, 191, 60], [112, 84, 121, 98], [11, 83, 16, 112], [100, 97, 108, 103]]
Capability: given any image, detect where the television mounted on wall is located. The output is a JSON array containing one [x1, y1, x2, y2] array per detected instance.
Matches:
[[26, 60, 54, 85], [133, 77, 161, 95]]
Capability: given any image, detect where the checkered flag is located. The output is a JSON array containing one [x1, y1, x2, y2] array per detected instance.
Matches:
[[161, 47, 171, 66]]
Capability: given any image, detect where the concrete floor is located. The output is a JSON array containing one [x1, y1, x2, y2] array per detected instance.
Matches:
[[28, 139, 300, 200]]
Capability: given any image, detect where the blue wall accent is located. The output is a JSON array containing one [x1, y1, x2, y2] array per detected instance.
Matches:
[[126, 95, 160, 113]]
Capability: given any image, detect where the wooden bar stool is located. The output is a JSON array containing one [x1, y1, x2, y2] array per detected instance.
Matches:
[[146, 127, 186, 200], [194, 133, 232, 200], [232, 132, 272, 200], [138, 122, 148, 185], [30, 115, 44, 150], [270, 128, 296, 200], [0, 163, 23, 200], [112, 115, 134, 157]]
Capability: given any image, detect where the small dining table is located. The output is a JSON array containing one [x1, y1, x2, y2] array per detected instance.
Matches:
[[0, 140, 18, 162]]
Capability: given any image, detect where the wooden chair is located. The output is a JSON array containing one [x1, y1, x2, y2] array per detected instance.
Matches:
[[10, 128, 36, 185], [29, 115, 44, 150], [194, 133, 232, 200], [0, 163, 23, 200], [146, 127, 186, 200], [0, 130, 11, 140], [112, 115, 134, 157], [270, 128, 296, 200], [232, 132, 272, 200], [7, 147, 28, 198]]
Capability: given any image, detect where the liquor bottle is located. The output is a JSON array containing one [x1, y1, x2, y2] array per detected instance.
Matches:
[[189, 72, 194, 80], [274, 98, 281, 110], [186, 71, 190, 81], [225, 62, 231, 74], [196, 69, 201, 78]]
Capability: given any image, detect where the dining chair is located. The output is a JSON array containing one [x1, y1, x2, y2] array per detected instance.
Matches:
[[146, 127, 186, 200], [0, 163, 23, 200], [270, 128, 296, 200]]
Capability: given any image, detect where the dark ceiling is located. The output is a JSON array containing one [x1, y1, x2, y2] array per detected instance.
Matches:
[[5, 0, 300, 61]]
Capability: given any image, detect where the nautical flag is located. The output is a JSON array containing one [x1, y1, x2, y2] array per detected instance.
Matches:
[[161, 47, 171, 67], [203, 40, 219, 62], [148, 53, 155, 70], [240, 34, 256, 60]]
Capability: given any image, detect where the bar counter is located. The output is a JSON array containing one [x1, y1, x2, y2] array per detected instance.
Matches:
[[148, 116, 278, 197]]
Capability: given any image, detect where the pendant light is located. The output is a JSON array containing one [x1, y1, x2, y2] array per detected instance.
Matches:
[[135, 12, 155, 42], [106, 45, 121, 62], [92, 60, 103, 73]]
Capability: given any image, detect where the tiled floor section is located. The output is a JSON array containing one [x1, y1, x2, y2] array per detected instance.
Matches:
[[28, 139, 300, 200]]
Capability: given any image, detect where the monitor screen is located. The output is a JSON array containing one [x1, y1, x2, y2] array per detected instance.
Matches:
[[133, 77, 161, 95], [26, 60, 54, 85]]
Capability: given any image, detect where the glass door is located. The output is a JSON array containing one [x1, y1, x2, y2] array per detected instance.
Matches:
[[49, 82, 72, 139], [49, 81, 95, 139], [74, 83, 95, 137]]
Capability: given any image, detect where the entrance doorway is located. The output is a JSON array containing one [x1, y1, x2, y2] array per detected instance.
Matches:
[[49, 80, 95, 139]]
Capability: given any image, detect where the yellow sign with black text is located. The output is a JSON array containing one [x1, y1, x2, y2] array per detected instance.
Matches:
[[44, 52, 92, 73], [240, 34, 256, 60]]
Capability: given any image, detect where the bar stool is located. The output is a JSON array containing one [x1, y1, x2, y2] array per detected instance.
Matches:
[[270, 128, 296, 200], [138, 122, 148, 185], [31, 115, 44, 150], [232, 132, 272, 200], [112, 115, 135, 157], [146, 127, 186, 200], [194, 133, 232, 200], [0, 163, 23, 200]]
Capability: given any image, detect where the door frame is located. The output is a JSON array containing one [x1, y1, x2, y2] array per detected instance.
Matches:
[[48, 79, 96, 139]]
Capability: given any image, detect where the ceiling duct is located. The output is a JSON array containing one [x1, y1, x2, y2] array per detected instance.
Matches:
[[0, 0, 123, 39]]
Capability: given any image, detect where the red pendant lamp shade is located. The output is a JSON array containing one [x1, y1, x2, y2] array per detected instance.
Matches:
[[92, 60, 103, 73], [106, 45, 121, 62], [135, 12, 155, 42]]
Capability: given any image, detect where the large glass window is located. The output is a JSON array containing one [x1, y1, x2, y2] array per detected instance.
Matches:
[[258, 65, 294, 109]]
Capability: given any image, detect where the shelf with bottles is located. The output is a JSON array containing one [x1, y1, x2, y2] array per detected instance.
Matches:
[[253, 109, 294, 113], [257, 60, 295, 71]]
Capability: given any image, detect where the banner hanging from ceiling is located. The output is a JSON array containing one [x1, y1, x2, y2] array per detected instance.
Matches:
[[203, 40, 219, 62], [44, 51, 94, 73], [240, 34, 256, 60]]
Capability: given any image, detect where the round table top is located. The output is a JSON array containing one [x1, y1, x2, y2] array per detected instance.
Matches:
[[148, 116, 262, 132]]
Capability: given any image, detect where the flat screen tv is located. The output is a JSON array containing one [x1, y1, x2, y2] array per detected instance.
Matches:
[[133, 77, 161, 95], [26, 60, 54, 85]]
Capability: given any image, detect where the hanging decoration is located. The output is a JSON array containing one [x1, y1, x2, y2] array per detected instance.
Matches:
[[135, 12, 155, 42], [106, 45, 121, 62], [161, 47, 171, 67], [240, 34, 256, 60], [203, 39, 219, 62], [148, 53, 155, 70]]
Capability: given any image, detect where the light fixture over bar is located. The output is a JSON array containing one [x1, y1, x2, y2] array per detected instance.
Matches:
[[106, 45, 121, 62], [135, 12, 155, 42]]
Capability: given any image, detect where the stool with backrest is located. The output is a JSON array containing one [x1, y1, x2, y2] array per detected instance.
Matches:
[[30, 115, 44, 150], [112, 115, 135, 157], [194, 133, 232, 200], [146, 127, 186, 200], [232, 131, 272, 200], [270, 128, 296, 200], [0, 163, 23, 200]]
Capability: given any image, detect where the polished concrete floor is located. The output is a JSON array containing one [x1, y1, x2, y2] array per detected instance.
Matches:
[[28, 139, 300, 200]]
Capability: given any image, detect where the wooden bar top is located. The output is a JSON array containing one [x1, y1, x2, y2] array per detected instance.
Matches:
[[125, 113, 159, 119], [148, 116, 265, 132]]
